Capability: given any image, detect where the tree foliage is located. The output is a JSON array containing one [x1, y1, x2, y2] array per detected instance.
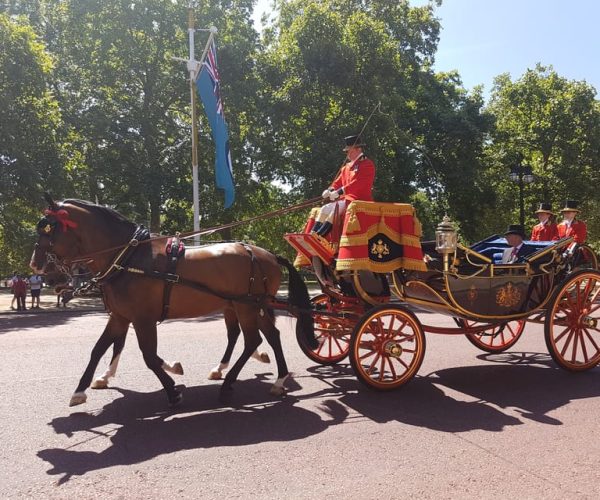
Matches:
[[485, 65, 600, 240], [1, 1, 599, 277], [0, 13, 65, 273]]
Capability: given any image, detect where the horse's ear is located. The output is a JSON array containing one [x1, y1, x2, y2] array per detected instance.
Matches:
[[44, 192, 59, 211]]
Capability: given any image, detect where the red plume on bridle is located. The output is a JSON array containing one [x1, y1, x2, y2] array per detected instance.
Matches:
[[43, 193, 77, 232], [43, 208, 78, 232]]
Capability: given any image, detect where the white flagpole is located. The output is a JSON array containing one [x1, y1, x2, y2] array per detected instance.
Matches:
[[186, 6, 216, 245], [187, 7, 201, 245], [173, 4, 217, 245]]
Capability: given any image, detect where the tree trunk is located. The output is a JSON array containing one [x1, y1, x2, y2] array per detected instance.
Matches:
[[149, 195, 161, 233]]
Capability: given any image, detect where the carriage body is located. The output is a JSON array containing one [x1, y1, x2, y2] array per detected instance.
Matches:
[[285, 200, 600, 390], [396, 236, 573, 322]]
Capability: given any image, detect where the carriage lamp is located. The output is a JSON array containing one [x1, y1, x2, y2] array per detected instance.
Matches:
[[435, 215, 457, 254], [436, 215, 457, 271]]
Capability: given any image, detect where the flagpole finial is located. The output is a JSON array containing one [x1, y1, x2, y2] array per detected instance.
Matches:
[[210, 26, 218, 34]]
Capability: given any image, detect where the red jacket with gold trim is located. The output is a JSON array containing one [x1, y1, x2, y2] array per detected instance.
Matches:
[[331, 156, 375, 202], [557, 220, 587, 243], [530, 222, 558, 241]]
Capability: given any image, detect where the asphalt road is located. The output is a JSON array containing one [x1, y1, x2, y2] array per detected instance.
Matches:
[[1, 309, 600, 499]]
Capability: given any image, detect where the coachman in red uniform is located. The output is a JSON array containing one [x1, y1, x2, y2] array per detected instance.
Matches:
[[312, 134, 376, 237], [530, 202, 558, 241], [557, 200, 587, 243]]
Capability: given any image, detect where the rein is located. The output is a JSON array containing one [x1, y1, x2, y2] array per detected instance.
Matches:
[[70, 196, 322, 265]]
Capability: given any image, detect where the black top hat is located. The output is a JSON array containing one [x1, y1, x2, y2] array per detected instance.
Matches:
[[560, 200, 580, 212], [505, 224, 526, 239], [534, 202, 554, 215], [343, 135, 366, 151]]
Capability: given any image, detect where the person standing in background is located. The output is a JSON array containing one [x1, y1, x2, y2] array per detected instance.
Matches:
[[29, 273, 43, 309], [11, 274, 27, 311], [9, 271, 17, 310]]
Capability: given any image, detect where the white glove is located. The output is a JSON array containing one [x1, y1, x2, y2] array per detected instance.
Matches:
[[329, 190, 340, 201], [322, 189, 331, 199]]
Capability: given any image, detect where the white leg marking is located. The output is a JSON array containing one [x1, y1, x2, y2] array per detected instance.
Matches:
[[208, 362, 228, 380], [91, 354, 121, 389], [163, 361, 184, 375], [251, 350, 271, 364], [270, 373, 291, 396], [69, 391, 88, 407]]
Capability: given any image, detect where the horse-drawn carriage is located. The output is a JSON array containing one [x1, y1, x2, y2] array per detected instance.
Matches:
[[285, 200, 600, 390], [31, 195, 600, 407]]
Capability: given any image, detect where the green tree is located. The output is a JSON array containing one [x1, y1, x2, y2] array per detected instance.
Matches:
[[0, 14, 65, 274], [486, 65, 600, 242], [255, 0, 492, 240]]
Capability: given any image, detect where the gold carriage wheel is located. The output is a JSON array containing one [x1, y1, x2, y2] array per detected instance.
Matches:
[[350, 304, 425, 390]]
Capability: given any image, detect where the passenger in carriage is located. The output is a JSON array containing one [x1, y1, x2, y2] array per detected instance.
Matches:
[[501, 224, 537, 264], [557, 200, 587, 244], [530, 202, 558, 241], [312, 134, 376, 238]]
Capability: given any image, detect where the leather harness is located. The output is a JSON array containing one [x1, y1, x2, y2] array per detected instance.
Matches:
[[91, 226, 272, 322]]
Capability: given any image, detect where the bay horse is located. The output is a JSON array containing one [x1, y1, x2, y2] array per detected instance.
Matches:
[[30, 196, 317, 407], [88, 306, 271, 390]]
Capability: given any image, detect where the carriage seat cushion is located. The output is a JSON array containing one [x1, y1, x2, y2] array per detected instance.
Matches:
[[471, 237, 555, 264], [478, 246, 508, 260]]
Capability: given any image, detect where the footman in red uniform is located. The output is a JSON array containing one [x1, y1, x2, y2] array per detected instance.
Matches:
[[530, 202, 558, 241], [557, 200, 587, 243], [312, 134, 376, 237]]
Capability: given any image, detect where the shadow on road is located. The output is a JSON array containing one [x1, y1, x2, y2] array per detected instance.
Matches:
[[322, 353, 600, 432], [38, 378, 348, 484], [38, 352, 600, 485], [0, 310, 236, 334], [0, 310, 106, 334]]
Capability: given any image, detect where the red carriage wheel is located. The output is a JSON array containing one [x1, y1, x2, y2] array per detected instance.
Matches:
[[545, 270, 600, 371], [350, 305, 425, 390], [296, 294, 353, 365], [462, 319, 526, 353]]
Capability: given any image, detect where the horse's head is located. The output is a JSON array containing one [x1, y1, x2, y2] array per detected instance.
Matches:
[[30, 193, 81, 274]]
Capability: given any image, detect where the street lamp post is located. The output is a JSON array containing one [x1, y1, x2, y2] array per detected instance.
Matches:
[[509, 162, 534, 227]]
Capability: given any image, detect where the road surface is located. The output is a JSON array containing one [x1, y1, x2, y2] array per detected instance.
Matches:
[[1, 309, 599, 499]]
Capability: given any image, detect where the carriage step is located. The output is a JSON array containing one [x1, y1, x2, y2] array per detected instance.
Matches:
[[285, 233, 336, 266]]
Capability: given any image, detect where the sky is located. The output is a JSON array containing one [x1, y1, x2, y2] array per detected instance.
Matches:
[[252, 0, 600, 99]]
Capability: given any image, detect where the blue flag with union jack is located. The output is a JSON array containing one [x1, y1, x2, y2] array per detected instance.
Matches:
[[196, 39, 235, 208]]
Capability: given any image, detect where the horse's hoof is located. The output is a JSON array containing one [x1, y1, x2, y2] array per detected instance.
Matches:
[[270, 384, 287, 396], [69, 392, 87, 407], [168, 390, 183, 408], [171, 362, 184, 376], [208, 369, 222, 380], [258, 352, 271, 364], [91, 378, 109, 389]]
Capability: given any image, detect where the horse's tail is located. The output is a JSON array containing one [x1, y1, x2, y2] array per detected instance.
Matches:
[[276, 255, 318, 350]]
